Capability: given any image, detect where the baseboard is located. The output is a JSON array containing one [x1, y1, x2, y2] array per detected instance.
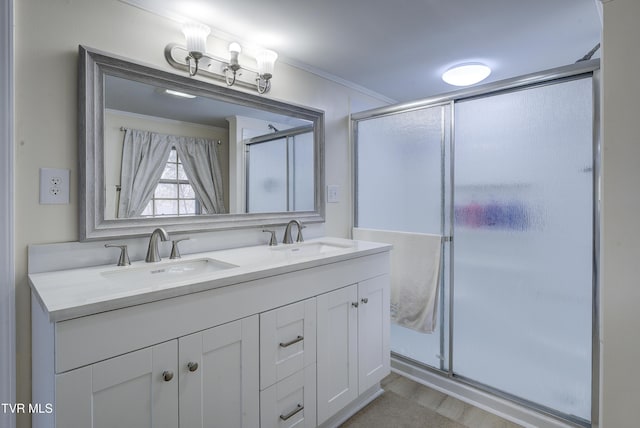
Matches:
[[318, 384, 384, 428]]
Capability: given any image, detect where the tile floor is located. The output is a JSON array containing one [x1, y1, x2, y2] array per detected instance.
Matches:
[[341, 372, 524, 428]]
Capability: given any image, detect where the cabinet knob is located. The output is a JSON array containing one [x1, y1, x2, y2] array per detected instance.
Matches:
[[187, 362, 199, 372], [162, 371, 174, 382], [351, 302, 359, 308], [361, 298, 369, 304]]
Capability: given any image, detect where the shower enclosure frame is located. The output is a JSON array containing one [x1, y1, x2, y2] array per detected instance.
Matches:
[[351, 59, 600, 428], [245, 125, 314, 212]]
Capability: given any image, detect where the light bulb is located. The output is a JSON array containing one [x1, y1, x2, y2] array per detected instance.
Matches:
[[228, 42, 242, 54]]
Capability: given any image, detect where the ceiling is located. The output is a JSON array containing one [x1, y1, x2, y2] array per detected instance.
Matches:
[[121, 0, 602, 104], [105, 75, 311, 128]]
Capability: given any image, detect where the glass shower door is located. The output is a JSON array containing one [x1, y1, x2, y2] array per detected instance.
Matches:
[[452, 77, 593, 421], [290, 131, 314, 211], [355, 104, 451, 370], [246, 137, 288, 213]]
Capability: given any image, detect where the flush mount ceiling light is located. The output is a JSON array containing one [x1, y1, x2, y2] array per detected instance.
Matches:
[[442, 63, 491, 86], [165, 22, 278, 94], [164, 89, 197, 99]]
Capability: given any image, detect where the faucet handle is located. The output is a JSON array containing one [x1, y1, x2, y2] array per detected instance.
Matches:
[[170, 238, 189, 259], [262, 229, 278, 246], [105, 244, 131, 266], [296, 224, 306, 243]]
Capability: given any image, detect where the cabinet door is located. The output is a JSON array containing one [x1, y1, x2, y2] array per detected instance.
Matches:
[[316, 284, 358, 425], [56, 340, 178, 428], [358, 274, 390, 393], [179, 315, 259, 428], [260, 363, 317, 428], [260, 297, 316, 390]]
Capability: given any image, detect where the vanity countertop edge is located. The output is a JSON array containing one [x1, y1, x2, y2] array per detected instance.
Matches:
[[29, 237, 392, 323]]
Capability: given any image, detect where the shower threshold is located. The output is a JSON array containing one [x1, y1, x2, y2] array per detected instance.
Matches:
[[391, 353, 589, 428]]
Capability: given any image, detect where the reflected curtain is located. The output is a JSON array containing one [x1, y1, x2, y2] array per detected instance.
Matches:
[[174, 137, 226, 214], [118, 129, 173, 218]]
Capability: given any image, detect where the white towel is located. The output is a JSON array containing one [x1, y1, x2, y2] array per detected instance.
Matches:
[[353, 228, 442, 334]]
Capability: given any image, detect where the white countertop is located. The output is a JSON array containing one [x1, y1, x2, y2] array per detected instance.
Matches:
[[29, 237, 391, 322]]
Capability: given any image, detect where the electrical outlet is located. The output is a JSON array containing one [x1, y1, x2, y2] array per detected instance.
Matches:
[[40, 168, 70, 204]]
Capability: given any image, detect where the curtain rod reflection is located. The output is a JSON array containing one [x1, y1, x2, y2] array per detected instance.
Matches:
[[119, 126, 222, 145]]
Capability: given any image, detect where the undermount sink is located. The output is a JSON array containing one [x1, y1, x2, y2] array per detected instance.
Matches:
[[271, 241, 354, 257], [101, 258, 237, 286]]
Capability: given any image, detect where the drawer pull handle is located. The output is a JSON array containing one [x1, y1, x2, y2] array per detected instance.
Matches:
[[361, 298, 369, 304], [279, 335, 304, 348], [187, 362, 199, 372], [162, 371, 174, 382], [280, 404, 304, 421], [352, 302, 359, 308]]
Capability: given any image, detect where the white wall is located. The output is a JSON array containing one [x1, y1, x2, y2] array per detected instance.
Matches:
[[600, 0, 640, 426], [13, 1, 387, 427]]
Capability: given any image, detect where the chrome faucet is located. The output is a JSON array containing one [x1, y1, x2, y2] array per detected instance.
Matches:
[[146, 227, 170, 262], [282, 220, 304, 244]]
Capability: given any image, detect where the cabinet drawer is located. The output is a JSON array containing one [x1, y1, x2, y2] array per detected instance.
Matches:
[[260, 364, 316, 428], [260, 298, 316, 390]]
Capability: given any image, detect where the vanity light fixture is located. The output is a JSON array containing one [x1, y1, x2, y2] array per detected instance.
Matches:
[[165, 22, 278, 94], [442, 63, 491, 86], [181, 22, 210, 76], [255, 49, 278, 94], [225, 42, 242, 86]]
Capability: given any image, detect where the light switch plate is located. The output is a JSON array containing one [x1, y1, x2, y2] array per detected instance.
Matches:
[[327, 184, 340, 203], [40, 168, 70, 204]]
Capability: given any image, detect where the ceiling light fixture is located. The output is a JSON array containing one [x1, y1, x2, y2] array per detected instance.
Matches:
[[442, 63, 491, 87], [164, 89, 197, 99], [165, 22, 278, 94]]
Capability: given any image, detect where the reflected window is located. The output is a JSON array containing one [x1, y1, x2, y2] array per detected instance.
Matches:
[[140, 148, 200, 216]]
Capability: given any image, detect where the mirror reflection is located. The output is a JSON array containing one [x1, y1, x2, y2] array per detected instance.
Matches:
[[103, 75, 314, 219], [246, 125, 314, 213]]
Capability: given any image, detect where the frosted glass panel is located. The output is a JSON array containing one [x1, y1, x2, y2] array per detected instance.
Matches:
[[356, 105, 451, 370], [453, 77, 593, 420], [247, 138, 287, 213], [247, 132, 314, 213], [290, 132, 314, 211], [356, 106, 446, 234]]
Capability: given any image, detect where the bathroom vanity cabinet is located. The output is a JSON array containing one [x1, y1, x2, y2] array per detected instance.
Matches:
[[30, 239, 391, 428], [316, 276, 390, 425], [54, 316, 259, 428]]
